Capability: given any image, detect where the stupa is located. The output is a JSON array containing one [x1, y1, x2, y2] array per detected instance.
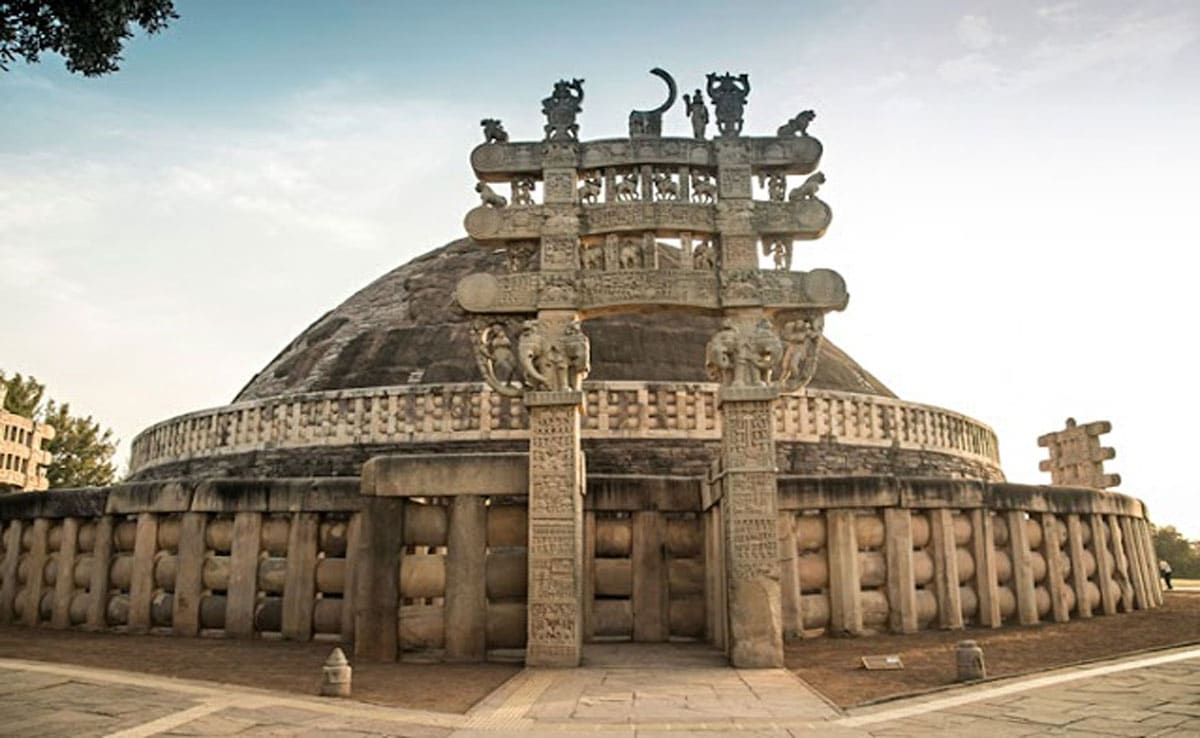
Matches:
[[0, 70, 1162, 668]]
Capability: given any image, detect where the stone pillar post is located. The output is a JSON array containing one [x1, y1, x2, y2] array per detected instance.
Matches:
[[525, 390, 585, 667], [1136, 519, 1163, 607], [51, 517, 79, 629], [1040, 514, 1069, 623], [173, 512, 207, 636], [970, 509, 1001, 628], [1065, 514, 1093, 619], [445, 495, 487, 661], [85, 516, 114, 630], [719, 386, 784, 667], [281, 512, 319, 641], [884, 508, 918, 633], [1090, 514, 1118, 615], [0, 521, 21, 624], [930, 508, 964, 630], [1006, 511, 1038, 625], [779, 512, 804, 640], [827, 508, 862, 636], [23, 518, 49, 626], [353, 499, 404, 661], [128, 512, 159, 632]]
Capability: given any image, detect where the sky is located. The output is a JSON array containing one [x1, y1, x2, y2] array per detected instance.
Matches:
[[2, 1, 1198, 536]]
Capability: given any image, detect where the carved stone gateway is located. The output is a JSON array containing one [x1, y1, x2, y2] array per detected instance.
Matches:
[[456, 70, 846, 667], [1038, 418, 1121, 489]]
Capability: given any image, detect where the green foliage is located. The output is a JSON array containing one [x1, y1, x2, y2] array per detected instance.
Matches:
[[1153, 525, 1200, 579], [0, 370, 44, 417], [0, 0, 177, 76], [42, 400, 117, 488], [1, 370, 117, 489]]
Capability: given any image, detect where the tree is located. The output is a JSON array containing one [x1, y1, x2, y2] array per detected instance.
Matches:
[[42, 399, 117, 488], [0, 371, 44, 417], [1153, 525, 1200, 579], [1, 371, 118, 488], [1, 0, 177, 76]]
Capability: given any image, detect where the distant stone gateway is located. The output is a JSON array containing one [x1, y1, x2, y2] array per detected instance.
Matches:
[[0, 71, 1162, 669]]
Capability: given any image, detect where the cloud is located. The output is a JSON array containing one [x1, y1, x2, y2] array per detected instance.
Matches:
[[937, 53, 1002, 85], [957, 15, 1004, 51], [1015, 10, 1198, 88], [0, 78, 481, 463]]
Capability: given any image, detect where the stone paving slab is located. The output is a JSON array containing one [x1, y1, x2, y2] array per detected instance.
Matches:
[[0, 646, 1197, 736]]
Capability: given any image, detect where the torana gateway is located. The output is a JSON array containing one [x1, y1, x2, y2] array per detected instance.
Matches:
[[0, 71, 1162, 668]]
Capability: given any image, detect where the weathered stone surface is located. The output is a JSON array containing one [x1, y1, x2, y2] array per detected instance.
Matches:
[[232, 239, 892, 402]]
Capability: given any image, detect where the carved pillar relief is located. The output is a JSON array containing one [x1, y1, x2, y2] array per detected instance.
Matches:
[[525, 390, 585, 667], [720, 385, 784, 667]]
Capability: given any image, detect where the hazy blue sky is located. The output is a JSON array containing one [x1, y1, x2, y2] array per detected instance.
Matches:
[[2, 1, 1198, 534]]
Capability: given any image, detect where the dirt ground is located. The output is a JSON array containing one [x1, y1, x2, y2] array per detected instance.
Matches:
[[787, 591, 1200, 708], [0, 629, 518, 713]]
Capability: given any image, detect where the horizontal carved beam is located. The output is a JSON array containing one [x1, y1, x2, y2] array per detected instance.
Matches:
[[470, 136, 823, 179], [455, 268, 848, 315]]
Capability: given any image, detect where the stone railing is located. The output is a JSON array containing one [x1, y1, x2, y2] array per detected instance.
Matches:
[[0, 475, 1160, 658], [715, 476, 1162, 647], [0, 480, 362, 641], [0, 406, 54, 492], [129, 382, 1001, 477]]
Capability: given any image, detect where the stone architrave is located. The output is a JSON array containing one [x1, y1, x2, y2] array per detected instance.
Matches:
[[720, 385, 784, 666], [1038, 418, 1120, 489], [525, 389, 585, 667]]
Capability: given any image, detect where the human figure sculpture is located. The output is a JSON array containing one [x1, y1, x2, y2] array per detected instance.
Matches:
[[789, 172, 825, 201], [511, 178, 535, 206], [628, 68, 677, 138], [762, 238, 793, 270], [504, 242, 536, 273], [759, 172, 787, 202], [619, 240, 640, 269], [692, 239, 715, 269], [578, 172, 602, 204], [777, 110, 815, 137], [780, 313, 824, 390], [683, 88, 709, 140], [691, 173, 717, 204], [542, 78, 585, 142], [705, 319, 739, 385], [561, 319, 591, 390], [471, 320, 522, 396], [582, 245, 604, 271], [480, 118, 509, 144], [706, 72, 750, 138], [476, 182, 507, 208]]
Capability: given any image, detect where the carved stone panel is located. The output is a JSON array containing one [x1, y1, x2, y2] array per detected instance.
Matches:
[[525, 393, 584, 667], [471, 137, 824, 180], [720, 389, 783, 667], [543, 171, 576, 204], [540, 235, 579, 271], [719, 165, 752, 200]]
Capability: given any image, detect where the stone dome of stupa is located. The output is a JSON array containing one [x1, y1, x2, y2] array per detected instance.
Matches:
[[233, 238, 893, 402]]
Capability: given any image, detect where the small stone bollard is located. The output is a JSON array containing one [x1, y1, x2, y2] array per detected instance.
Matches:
[[321, 647, 352, 697], [955, 640, 986, 682]]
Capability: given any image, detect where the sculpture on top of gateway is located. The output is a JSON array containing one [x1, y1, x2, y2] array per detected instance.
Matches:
[[458, 68, 845, 396]]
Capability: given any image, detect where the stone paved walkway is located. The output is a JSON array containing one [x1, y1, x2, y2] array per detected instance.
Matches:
[[0, 644, 1196, 736]]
